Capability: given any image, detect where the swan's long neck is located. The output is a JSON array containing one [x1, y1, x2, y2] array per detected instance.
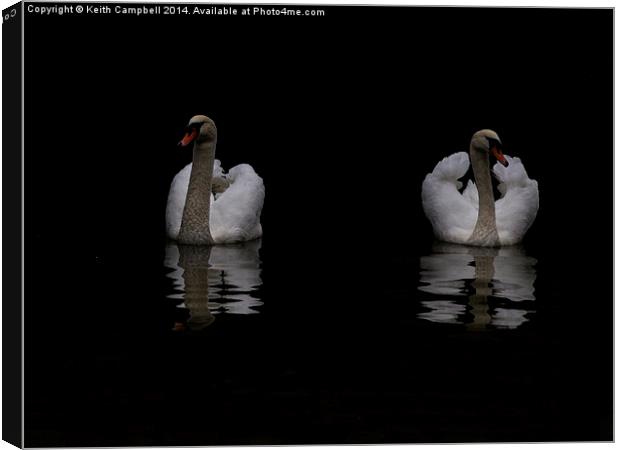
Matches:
[[177, 139, 216, 245], [468, 145, 500, 247]]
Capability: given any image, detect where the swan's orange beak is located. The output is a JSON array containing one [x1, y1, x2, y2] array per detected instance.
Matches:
[[492, 146, 508, 167], [178, 129, 198, 147]]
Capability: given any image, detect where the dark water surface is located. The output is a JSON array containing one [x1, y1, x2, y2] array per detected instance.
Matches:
[[23, 5, 611, 447], [25, 231, 612, 446]]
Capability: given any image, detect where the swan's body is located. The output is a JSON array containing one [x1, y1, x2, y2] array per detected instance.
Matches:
[[166, 115, 264, 245], [422, 130, 538, 246], [166, 160, 264, 243]]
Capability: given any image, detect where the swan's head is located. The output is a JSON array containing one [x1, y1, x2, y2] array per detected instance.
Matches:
[[178, 115, 217, 146], [471, 129, 508, 167]]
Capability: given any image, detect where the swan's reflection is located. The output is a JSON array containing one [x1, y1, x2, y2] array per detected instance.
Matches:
[[164, 239, 263, 330], [418, 242, 536, 330]]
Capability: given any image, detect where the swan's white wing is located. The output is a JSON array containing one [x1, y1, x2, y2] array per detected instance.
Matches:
[[210, 164, 265, 244], [165, 163, 193, 240], [422, 152, 477, 244], [213, 159, 224, 178], [462, 179, 479, 207], [166, 161, 265, 244], [493, 155, 539, 245]]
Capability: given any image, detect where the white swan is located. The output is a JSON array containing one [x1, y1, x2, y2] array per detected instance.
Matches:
[[166, 115, 265, 245], [422, 129, 538, 246]]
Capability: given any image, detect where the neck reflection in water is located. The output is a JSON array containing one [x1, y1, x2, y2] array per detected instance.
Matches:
[[164, 239, 263, 331], [418, 242, 537, 330]]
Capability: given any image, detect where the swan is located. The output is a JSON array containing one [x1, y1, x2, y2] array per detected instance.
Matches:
[[422, 129, 538, 246], [166, 115, 265, 245]]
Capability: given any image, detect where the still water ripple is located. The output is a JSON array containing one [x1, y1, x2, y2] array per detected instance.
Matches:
[[418, 242, 537, 330], [164, 239, 263, 330]]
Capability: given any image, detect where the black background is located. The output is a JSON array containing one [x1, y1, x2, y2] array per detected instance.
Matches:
[[23, 4, 612, 446]]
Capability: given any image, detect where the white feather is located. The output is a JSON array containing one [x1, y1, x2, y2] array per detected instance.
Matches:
[[166, 160, 265, 244], [422, 152, 538, 245]]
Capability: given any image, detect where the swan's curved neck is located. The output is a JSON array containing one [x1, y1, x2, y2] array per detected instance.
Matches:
[[177, 139, 216, 245], [468, 144, 500, 246]]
